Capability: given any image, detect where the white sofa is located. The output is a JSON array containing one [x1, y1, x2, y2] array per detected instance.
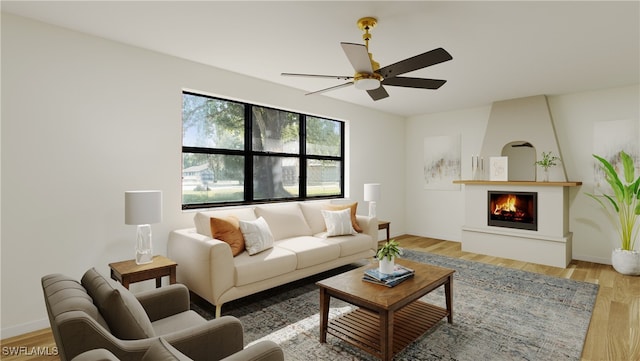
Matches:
[[168, 200, 378, 317]]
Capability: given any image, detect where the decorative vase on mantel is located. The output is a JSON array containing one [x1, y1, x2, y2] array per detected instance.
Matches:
[[535, 151, 560, 182], [611, 249, 640, 276]]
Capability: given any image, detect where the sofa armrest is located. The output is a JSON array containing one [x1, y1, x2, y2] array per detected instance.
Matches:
[[136, 284, 190, 322], [168, 229, 235, 306], [356, 215, 379, 251], [220, 340, 284, 361], [162, 316, 244, 361]]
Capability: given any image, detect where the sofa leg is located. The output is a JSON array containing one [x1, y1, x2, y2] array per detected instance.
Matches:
[[215, 304, 222, 318]]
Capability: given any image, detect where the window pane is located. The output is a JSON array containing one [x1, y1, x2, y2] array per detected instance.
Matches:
[[253, 156, 299, 200], [306, 116, 341, 156], [182, 93, 245, 150], [252, 107, 299, 153], [307, 159, 341, 196], [182, 153, 244, 204]]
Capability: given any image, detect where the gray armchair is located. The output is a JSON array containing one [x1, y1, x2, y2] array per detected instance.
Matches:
[[42, 268, 284, 361]]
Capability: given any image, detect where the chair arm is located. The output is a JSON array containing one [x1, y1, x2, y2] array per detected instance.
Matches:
[[356, 215, 378, 250], [136, 284, 190, 322], [71, 349, 121, 361], [55, 311, 157, 361], [162, 316, 244, 361], [220, 340, 284, 361]]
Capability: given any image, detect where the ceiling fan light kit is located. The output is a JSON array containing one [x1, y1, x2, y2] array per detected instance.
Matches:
[[282, 16, 452, 101]]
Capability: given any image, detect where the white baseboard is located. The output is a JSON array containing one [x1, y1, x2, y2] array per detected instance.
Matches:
[[572, 253, 611, 265], [1, 318, 49, 340]]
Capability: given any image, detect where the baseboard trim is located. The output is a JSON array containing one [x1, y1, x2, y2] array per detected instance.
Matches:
[[572, 253, 611, 265], [1, 318, 49, 340]]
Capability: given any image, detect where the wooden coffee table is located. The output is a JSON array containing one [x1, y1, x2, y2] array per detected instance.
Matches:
[[317, 258, 454, 361]]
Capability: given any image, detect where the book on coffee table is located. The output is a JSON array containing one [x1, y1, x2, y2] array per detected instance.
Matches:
[[362, 264, 415, 287]]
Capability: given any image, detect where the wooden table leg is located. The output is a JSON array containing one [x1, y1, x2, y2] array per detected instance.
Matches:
[[445, 274, 453, 324], [319, 287, 329, 343], [169, 267, 177, 284], [155, 277, 162, 288], [380, 310, 394, 361]]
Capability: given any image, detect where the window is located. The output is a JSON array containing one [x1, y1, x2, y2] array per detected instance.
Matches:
[[181, 92, 344, 209]]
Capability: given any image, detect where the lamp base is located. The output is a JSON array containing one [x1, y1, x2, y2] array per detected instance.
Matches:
[[135, 224, 153, 265], [368, 201, 377, 218]]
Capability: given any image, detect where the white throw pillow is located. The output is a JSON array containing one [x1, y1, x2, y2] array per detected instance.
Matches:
[[321, 209, 356, 237], [239, 217, 274, 255]]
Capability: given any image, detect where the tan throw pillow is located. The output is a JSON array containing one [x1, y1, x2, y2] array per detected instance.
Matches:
[[325, 202, 362, 233], [210, 216, 245, 256]]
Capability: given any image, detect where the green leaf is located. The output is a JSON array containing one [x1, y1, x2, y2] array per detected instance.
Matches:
[[620, 151, 635, 184]]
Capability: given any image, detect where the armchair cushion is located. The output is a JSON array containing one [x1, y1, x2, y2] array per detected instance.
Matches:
[[81, 268, 155, 340]]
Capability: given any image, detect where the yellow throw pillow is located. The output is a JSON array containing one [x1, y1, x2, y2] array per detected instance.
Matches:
[[210, 216, 245, 256], [324, 202, 362, 233]]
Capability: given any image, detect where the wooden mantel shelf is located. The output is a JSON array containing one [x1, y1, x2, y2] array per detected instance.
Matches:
[[453, 180, 582, 187]]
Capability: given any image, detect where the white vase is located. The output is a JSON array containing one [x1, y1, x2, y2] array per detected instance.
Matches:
[[611, 248, 640, 276], [379, 257, 395, 274]]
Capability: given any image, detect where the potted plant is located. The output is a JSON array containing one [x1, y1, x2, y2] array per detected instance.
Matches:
[[376, 239, 402, 274], [586, 150, 640, 275], [535, 151, 560, 182]]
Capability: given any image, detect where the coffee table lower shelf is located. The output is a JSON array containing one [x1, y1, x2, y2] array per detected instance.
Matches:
[[327, 300, 448, 358]]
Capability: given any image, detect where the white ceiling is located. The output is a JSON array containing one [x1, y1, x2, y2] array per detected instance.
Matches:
[[3, 1, 639, 117]]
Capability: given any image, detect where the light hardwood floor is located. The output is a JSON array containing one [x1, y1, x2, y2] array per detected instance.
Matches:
[[2, 235, 638, 361]]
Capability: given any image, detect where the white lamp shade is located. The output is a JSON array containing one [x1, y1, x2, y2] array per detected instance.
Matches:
[[125, 190, 162, 225], [364, 183, 381, 202]]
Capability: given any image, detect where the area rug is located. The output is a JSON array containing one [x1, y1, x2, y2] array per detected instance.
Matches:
[[191, 250, 599, 361]]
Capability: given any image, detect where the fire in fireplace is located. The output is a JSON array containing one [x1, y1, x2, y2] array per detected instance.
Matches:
[[487, 191, 537, 231]]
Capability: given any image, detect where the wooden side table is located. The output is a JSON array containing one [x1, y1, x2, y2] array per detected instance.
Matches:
[[378, 220, 390, 242], [109, 255, 177, 289]]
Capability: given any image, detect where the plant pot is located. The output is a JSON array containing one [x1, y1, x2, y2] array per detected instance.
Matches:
[[611, 248, 640, 276], [379, 257, 395, 274]]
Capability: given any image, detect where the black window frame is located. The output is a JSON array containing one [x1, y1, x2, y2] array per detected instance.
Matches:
[[182, 91, 345, 210]]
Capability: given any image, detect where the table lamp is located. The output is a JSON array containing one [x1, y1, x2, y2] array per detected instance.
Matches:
[[125, 190, 162, 265], [364, 183, 381, 218]]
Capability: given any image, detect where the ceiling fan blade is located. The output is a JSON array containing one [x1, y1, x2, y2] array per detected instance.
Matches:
[[382, 77, 447, 89], [282, 73, 353, 81], [305, 81, 354, 96], [341, 42, 373, 73], [367, 86, 389, 101], [377, 47, 452, 79]]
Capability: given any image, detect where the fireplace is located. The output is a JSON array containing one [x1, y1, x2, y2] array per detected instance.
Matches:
[[488, 191, 537, 231]]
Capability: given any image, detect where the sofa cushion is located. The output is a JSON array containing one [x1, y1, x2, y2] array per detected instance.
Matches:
[[299, 200, 332, 234], [210, 216, 245, 256], [239, 217, 274, 255], [276, 236, 341, 269], [320, 209, 357, 237], [81, 268, 155, 340], [324, 202, 363, 233], [194, 207, 257, 237], [234, 247, 297, 286], [255, 203, 312, 241], [322, 232, 375, 257]]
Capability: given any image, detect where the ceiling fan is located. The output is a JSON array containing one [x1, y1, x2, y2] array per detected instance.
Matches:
[[282, 17, 453, 101]]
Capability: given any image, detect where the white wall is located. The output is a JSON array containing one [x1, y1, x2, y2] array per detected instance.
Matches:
[[405, 85, 639, 264], [0, 14, 405, 337]]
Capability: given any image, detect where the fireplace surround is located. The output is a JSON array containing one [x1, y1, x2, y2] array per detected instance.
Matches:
[[454, 180, 581, 268]]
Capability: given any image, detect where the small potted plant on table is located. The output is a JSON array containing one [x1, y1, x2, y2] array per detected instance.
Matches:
[[586, 151, 640, 275], [376, 239, 402, 274]]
